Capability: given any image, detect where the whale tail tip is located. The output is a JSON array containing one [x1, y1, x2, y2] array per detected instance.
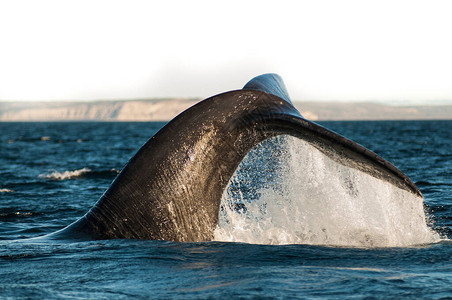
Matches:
[[243, 73, 292, 105]]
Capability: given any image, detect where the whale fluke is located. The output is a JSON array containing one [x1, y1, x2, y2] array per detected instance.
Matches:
[[49, 73, 422, 242]]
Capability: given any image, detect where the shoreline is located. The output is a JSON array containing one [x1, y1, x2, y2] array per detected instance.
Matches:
[[1, 99, 451, 121]]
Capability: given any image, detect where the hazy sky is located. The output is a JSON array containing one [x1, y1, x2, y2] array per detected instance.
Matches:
[[1, 0, 451, 103]]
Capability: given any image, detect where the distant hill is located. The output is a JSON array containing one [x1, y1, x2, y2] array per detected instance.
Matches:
[[294, 102, 452, 121], [0, 99, 451, 121], [0, 99, 198, 122]]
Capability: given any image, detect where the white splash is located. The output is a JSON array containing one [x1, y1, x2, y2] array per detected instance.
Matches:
[[39, 168, 91, 180], [214, 135, 440, 247], [0, 188, 14, 193]]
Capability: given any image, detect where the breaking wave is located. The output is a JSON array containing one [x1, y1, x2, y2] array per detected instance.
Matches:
[[215, 135, 441, 248], [39, 168, 92, 180], [39, 168, 120, 181]]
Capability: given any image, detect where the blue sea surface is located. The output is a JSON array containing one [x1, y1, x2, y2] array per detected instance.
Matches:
[[0, 120, 451, 299]]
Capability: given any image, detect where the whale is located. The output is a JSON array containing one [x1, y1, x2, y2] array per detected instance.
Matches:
[[48, 73, 422, 242]]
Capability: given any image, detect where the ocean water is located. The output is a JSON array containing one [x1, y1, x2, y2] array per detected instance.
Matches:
[[0, 120, 451, 299]]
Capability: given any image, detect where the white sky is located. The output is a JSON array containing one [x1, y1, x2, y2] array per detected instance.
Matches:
[[0, 0, 451, 103]]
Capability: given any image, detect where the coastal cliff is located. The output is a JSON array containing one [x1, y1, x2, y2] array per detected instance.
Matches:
[[0, 99, 451, 121]]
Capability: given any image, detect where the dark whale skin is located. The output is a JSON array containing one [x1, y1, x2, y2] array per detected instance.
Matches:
[[49, 74, 422, 242]]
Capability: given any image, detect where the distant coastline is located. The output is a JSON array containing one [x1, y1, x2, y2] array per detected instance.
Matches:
[[1, 99, 451, 121]]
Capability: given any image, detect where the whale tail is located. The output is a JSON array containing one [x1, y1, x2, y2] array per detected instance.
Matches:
[[49, 74, 422, 242]]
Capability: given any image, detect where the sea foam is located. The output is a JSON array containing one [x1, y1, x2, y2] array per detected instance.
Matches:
[[214, 135, 441, 247], [39, 168, 91, 180]]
